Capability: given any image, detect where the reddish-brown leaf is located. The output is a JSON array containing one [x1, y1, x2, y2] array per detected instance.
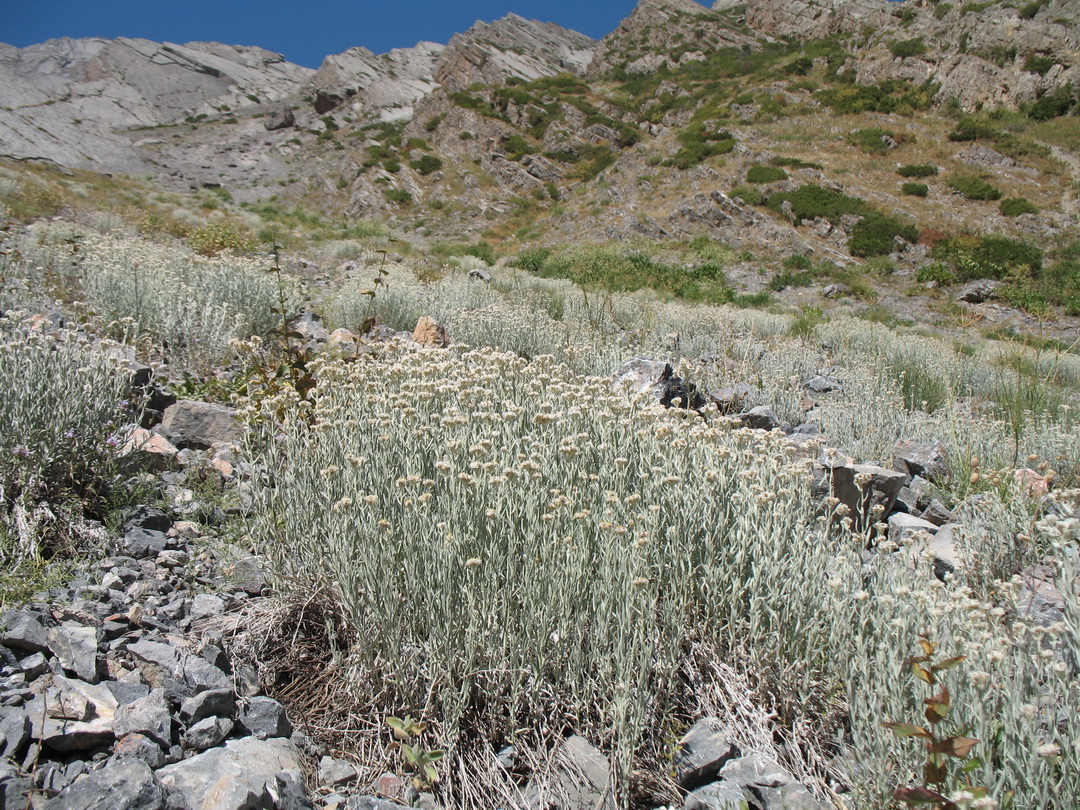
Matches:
[[896, 786, 949, 805], [911, 661, 937, 684], [929, 735, 980, 758], [919, 638, 936, 657]]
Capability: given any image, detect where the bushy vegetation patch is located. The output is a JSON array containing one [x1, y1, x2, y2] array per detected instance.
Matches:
[[947, 174, 1002, 201], [931, 234, 1043, 280], [745, 164, 787, 183], [766, 184, 869, 225], [848, 212, 920, 257], [901, 182, 929, 197], [888, 37, 928, 59], [668, 124, 736, 169], [729, 186, 765, 205], [850, 127, 896, 155], [999, 197, 1038, 216], [815, 78, 937, 114], [897, 163, 938, 178]]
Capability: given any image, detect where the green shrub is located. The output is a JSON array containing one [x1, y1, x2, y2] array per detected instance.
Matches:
[[782, 57, 813, 76], [848, 212, 920, 257], [934, 3, 953, 19], [1019, 0, 1047, 19], [783, 254, 813, 270], [730, 186, 765, 205], [771, 156, 823, 170], [915, 262, 959, 285], [384, 188, 412, 206], [669, 125, 737, 169], [889, 37, 927, 59], [897, 164, 938, 178], [767, 184, 869, 225], [410, 155, 444, 176], [1027, 85, 1075, 121], [745, 165, 788, 183], [502, 135, 537, 162], [947, 174, 1002, 201], [948, 117, 999, 141], [513, 248, 553, 273], [999, 197, 1038, 216], [932, 235, 1043, 280], [1023, 54, 1056, 76], [424, 113, 446, 132], [850, 128, 895, 155], [433, 241, 497, 265], [901, 182, 929, 197]]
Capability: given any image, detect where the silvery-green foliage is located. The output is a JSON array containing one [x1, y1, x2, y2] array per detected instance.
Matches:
[[247, 345, 857, 800], [7, 222, 285, 372], [0, 317, 134, 568]]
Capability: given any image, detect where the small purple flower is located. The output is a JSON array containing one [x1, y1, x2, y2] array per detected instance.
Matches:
[[105, 436, 120, 448], [11, 445, 30, 459], [119, 399, 131, 411], [63, 429, 76, 440]]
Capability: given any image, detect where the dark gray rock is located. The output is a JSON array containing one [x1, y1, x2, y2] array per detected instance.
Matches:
[[1, 610, 53, 655], [180, 687, 236, 724], [122, 506, 171, 534], [957, 279, 1003, 304], [122, 528, 168, 560], [892, 439, 949, 484], [18, 651, 49, 679], [224, 555, 268, 596], [156, 736, 305, 810], [672, 718, 740, 790], [45, 757, 164, 810], [921, 499, 953, 526], [112, 688, 171, 749], [183, 716, 233, 751], [49, 626, 101, 683], [125, 639, 230, 697], [112, 731, 166, 769], [0, 760, 31, 809], [887, 513, 940, 548], [347, 798, 411, 810], [612, 358, 705, 410], [237, 696, 292, 740], [739, 406, 782, 432], [828, 462, 906, 530], [29, 677, 118, 752], [275, 770, 314, 810], [709, 383, 754, 415], [0, 706, 30, 758], [189, 593, 225, 620], [684, 781, 753, 809], [105, 682, 151, 707]]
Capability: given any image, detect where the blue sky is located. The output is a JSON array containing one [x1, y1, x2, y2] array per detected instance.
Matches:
[[3, 0, 645, 69]]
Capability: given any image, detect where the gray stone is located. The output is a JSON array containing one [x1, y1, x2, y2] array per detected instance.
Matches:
[[18, 652, 49, 679], [0, 706, 30, 758], [928, 524, 961, 581], [263, 105, 295, 130], [804, 375, 841, 394], [523, 735, 616, 810], [190, 593, 225, 621], [183, 716, 233, 751], [122, 505, 171, 534], [672, 718, 740, 789], [275, 770, 314, 810], [180, 687, 236, 723], [319, 755, 358, 788], [126, 639, 230, 697], [684, 781, 753, 809], [161, 400, 245, 449], [156, 736, 305, 810], [887, 513, 940, 548], [828, 462, 906, 530], [892, 439, 949, 484], [739, 406, 781, 431], [105, 682, 151, 707], [29, 677, 117, 752], [709, 383, 754, 414], [957, 279, 1003, 304], [467, 268, 493, 282], [237, 696, 292, 739], [1, 610, 53, 655], [347, 798, 411, 810], [921, 499, 953, 526], [0, 760, 31, 809], [49, 626, 101, 683], [45, 758, 164, 810], [112, 731, 166, 769], [122, 528, 168, 560], [224, 555, 268, 596], [112, 688, 171, 748]]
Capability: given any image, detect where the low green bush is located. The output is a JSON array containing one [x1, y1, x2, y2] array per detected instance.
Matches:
[[767, 184, 869, 225], [932, 235, 1043, 280], [888, 37, 928, 59], [947, 174, 1002, 201], [999, 197, 1038, 216], [848, 212, 920, 257], [897, 164, 938, 178], [730, 186, 765, 205], [901, 182, 929, 197], [850, 128, 895, 155], [410, 155, 444, 176], [384, 188, 412, 206], [948, 117, 999, 142], [745, 165, 788, 183]]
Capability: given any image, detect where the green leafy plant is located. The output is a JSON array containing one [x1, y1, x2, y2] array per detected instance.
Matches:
[[999, 197, 1038, 216], [898, 164, 938, 178], [386, 715, 445, 789], [746, 165, 787, 183], [882, 637, 987, 809], [902, 182, 929, 197], [947, 175, 1001, 202]]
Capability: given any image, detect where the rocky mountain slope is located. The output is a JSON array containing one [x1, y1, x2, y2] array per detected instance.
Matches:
[[1, 0, 1079, 335]]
